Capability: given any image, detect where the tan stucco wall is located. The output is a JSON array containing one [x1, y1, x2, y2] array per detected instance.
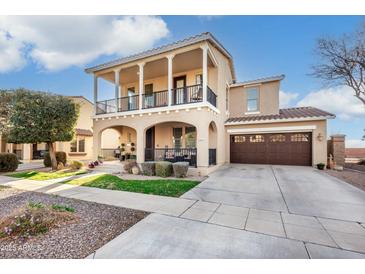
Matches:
[[229, 81, 280, 117], [225, 119, 328, 166]]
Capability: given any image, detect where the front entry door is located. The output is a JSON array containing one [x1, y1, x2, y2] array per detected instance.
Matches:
[[145, 126, 155, 161], [173, 76, 186, 105]]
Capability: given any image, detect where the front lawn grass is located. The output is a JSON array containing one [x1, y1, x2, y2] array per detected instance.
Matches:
[[8, 169, 88, 181], [64, 174, 199, 197]]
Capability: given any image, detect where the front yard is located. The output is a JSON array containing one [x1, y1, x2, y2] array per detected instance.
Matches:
[[0, 187, 147, 259], [6, 170, 200, 197]]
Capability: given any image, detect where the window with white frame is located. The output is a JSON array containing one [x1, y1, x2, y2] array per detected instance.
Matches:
[[70, 136, 86, 153], [247, 87, 259, 112]]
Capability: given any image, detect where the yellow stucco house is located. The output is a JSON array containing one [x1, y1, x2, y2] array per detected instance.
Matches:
[[85, 32, 335, 175], [0, 96, 95, 162]]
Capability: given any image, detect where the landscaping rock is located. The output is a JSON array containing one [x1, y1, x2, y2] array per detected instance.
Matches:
[[131, 166, 140, 175], [173, 162, 189, 178], [123, 159, 137, 174], [141, 162, 155, 176], [155, 161, 173, 177]]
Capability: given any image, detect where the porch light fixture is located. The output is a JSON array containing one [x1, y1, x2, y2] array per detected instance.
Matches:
[[317, 133, 324, 141], [123, 115, 127, 118], [175, 110, 179, 113], [95, 118, 98, 121], [158, 112, 162, 115], [108, 117, 111, 120], [132, 114, 135, 118], [197, 107, 202, 111], [166, 110, 170, 114], [116, 116, 119, 119], [148, 113, 152, 116], [185, 109, 190, 112], [102, 118, 105, 121], [139, 114, 143, 117]]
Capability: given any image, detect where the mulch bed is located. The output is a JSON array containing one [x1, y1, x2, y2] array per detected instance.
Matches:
[[0, 187, 148, 259], [325, 169, 365, 192]]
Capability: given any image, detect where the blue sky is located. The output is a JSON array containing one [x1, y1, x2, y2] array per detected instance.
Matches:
[[0, 16, 364, 146]]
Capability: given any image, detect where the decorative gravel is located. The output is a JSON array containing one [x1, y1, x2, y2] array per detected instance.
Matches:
[[325, 169, 365, 192], [0, 188, 148, 259]]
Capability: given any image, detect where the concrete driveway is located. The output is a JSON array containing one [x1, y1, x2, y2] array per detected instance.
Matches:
[[91, 164, 365, 259]]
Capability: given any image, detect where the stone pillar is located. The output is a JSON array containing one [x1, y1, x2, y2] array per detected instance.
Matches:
[[328, 134, 346, 167]]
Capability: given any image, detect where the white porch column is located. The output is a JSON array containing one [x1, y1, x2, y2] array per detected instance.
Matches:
[[196, 124, 209, 169], [138, 63, 145, 110], [93, 74, 98, 114], [22, 144, 32, 162], [114, 69, 120, 113], [166, 54, 174, 106], [136, 127, 145, 164], [201, 44, 208, 102]]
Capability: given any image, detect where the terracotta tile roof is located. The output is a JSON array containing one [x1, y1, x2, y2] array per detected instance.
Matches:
[[75, 128, 93, 136], [225, 107, 335, 124], [345, 148, 365, 158]]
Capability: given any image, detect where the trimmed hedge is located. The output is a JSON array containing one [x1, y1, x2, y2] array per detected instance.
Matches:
[[141, 162, 155, 176], [0, 153, 19, 172], [172, 162, 189, 178], [155, 161, 173, 177], [69, 160, 83, 170], [43, 151, 67, 167]]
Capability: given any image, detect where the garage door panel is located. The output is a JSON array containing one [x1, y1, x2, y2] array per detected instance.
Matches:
[[230, 132, 312, 166]]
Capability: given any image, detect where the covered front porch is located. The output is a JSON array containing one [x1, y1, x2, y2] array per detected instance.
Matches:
[[97, 120, 218, 170]]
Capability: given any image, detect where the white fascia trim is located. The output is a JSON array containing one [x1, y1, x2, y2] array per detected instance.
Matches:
[[227, 125, 317, 134], [225, 116, 333, 126], [92, 102, 220, 119]]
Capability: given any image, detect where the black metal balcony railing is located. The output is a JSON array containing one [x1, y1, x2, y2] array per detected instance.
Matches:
[[145, 148, 197, 167], [207, 86, 217, 107], [118, 95, 139, 112], [172, 84, 203, 105], [209, 148, 217, 166], [95, 84, 216, 114], [142, 90, 168, 109]]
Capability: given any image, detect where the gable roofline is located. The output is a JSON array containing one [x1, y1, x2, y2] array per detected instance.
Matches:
[[229, 74, 285, 88], [84, 32, 236, 81]]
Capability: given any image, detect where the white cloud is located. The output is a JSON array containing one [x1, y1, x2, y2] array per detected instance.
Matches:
[[0, 30, 25, 72], [0, 16, 169, 71], [279, 90, 299, 108], [297, 86, 365, 120], [346, 139, 365, 148]]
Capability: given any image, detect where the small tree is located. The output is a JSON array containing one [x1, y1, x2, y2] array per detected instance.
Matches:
[[311, 22, 365, 105], [7, 89, 79, 170], [0, 90, 13, 137]]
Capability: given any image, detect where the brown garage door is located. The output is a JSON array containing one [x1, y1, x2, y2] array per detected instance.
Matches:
[[230, 132, 312, 166]]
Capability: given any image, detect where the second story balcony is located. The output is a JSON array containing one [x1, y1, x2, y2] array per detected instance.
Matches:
[[96, 84, 217, 115], [88, 40, 220, 117]]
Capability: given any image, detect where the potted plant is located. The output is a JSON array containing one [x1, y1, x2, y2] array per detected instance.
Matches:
[[120, 146, 126, 161], [130, 142, 136, 160], [317, 163, 325, 170]]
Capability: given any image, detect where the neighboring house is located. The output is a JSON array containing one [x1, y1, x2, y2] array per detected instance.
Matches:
[[0, 96, 95, 162], [85, 32, 335, 175], [345, 148, 365, 163]]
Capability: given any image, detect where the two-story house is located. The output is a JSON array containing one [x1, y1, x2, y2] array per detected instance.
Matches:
[[85, 32, 335, 175]]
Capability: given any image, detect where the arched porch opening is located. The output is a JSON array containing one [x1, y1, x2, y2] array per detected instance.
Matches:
[[99, 125, 137, 161], [144, 121, 197, 167]]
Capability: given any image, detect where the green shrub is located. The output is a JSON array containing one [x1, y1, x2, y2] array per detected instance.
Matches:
[[123, 159, 137, 174], [44, 151, 67, 167], [141, 162, 156, 176], [0, 153, 19, 172], [69, 160, 83, 170], [172, 162, 189, 178], [51, 204, 75, 212], [317, 163, 325, 170], [155, 161, 173, 177]]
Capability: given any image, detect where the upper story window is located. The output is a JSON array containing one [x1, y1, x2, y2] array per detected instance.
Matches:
[[247, 87, 259, 112]]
